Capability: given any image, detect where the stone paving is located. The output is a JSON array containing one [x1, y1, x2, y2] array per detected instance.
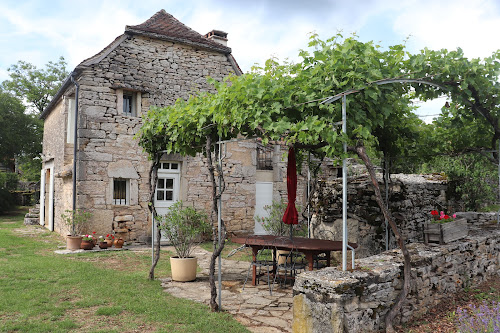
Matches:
[[159, 246, 294, 333]]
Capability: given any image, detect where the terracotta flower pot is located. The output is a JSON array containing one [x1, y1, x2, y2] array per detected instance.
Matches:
[[170, 256, 197, 282], [114, 238, 124, 248], [98, 241, 108, 249], [66, 235, 82, 251], [105, 239, 114, 248], [80, 240, 94, 250]]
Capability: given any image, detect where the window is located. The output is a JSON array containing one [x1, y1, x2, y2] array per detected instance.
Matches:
[[257, 143, 273, 170], [117, 89, 141, 117], [66, 97, 76, 143], [156, 178, 174, 201], [113, 179, 129, 205], [123, 92, 135, 116], [159, 162, 179, 170]]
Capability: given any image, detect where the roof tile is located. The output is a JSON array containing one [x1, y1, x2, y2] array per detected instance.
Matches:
[[125, 9, 231, 54]]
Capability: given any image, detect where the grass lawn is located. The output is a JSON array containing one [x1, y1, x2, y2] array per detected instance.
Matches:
[[0, 208, 249, 333]]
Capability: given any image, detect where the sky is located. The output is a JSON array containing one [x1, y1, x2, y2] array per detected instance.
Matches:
[[1, 0, 499, 120]]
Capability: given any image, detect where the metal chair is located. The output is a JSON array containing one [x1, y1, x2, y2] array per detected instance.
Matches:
[[271, 237, 306, 291], [242, 235, 274, 295]]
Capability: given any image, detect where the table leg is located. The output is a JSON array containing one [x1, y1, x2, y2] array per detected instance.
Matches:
[[326, 251, 331, 267], [305, 252, 314, 271], [252, 247, 258, 286]]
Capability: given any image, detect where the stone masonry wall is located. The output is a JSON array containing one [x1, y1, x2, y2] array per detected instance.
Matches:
[[293, 226, 500, 333], [55, 34, 237, 241], [47, 33, 312, 241], [311, 174, 448, 258]]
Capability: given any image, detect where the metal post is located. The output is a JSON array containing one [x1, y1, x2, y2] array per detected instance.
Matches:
[[217, 137, 222, 309], [151, 211, 154, 265], [342, 95, 348, 271], [497, 139, 500, 225], [70, 75, 79, 235], [385, 159, 389, 251], [307, 151, 311, 238]]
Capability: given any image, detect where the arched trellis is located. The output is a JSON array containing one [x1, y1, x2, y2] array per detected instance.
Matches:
[[321, 77, 447, 270]]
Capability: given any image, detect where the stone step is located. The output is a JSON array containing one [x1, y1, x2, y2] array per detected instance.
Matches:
[[25, 213, 39, 218], [24, 217, 40, 226], [29, 208, 40, 215]]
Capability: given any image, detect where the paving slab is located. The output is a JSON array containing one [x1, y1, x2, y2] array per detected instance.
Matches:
[[160, 246, 293, 333]]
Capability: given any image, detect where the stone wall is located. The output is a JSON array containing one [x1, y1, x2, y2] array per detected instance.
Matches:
[[43, 33, 315, 241], [311, 174, 449, 258], [292, 225, 500, 333]]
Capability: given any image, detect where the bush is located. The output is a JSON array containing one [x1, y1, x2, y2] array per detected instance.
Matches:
[[157, 201, 210, 258], [0, 171, 19, 191], [0, 188, 15, 214]]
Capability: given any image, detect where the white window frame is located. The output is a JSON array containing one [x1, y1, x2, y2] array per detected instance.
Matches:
[[113, 178, 130, 206], [117, 89, 141, 117], [66, 97, 76, 144], [155, 161, 181, 204]]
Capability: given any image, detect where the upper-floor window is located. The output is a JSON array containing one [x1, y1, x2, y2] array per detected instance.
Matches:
[[123, 92, 135, 116], [117, 89, 141, 117], [257, 143, 273, 170], [66, 97, 76, 144]]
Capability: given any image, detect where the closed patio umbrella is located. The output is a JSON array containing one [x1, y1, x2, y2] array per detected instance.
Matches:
[[283, 147, 298, 238]]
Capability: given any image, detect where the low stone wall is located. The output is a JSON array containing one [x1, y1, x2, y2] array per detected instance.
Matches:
[[292, 226, 500, 333]]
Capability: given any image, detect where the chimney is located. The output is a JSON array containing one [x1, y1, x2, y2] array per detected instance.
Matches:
[[205, 30, 228, 46]]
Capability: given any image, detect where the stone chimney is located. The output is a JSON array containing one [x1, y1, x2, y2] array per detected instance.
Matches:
[[204, 30, 228, 46]]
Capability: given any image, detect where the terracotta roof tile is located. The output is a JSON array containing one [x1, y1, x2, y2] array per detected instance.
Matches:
[[125, 9, 231, 54]]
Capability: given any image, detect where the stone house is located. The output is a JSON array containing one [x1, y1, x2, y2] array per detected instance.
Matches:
[[39, 10, 312, 242]]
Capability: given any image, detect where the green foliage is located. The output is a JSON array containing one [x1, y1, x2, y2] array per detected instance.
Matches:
[[420, 154, 497, 211], [0, 210, 248, 332], [2, 56, 69, 114], [255, 200, 289, 236], [138, 33, 500, 214], [0, 188, 15, 214], [139, 33, 414, 166], [157, 201, 211, 258], [0, 171, 19, 190], [60, 209, 93, 236], [409, 48, 500, 156], [0, 89, 42, 170]]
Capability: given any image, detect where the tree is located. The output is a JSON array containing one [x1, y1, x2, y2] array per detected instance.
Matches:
[[0, 89, 41, 174], [2, 56, 69, 114], [409, 48, 500, 163], [139, 34, 418, 329], [138, 34, 499, 331]]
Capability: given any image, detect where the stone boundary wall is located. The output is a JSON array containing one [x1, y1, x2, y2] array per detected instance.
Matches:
[[311, 174, 449, 258], [292, 226, 500, 333]]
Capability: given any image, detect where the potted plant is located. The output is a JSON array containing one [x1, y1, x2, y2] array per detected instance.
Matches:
[[424, 210, 468, 244], [104, 234, 115, 248], [81, 234, 95, 250], [61, 209, 92, 250], [157, 201, 210, 282], [98, 236, 108, 249]]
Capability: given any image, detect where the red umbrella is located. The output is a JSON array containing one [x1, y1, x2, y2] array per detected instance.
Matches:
[[283, 147, 298, 237]]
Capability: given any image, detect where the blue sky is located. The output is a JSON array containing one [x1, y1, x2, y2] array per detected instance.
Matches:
[[1, 0, 499, 120]]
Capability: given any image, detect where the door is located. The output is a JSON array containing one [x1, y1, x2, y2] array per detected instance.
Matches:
[[254, 182, 273, 234], [154, 161, 181, 240], [40, 161, 54, 231]]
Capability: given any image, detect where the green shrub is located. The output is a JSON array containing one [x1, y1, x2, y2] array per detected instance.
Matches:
[[0, 171, 19, 190]]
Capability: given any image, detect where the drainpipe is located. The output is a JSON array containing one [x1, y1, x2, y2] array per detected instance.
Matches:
[[70, 74, 79, 235]]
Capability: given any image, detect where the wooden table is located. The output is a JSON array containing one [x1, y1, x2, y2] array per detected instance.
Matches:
[[231, 235, 358, 286]]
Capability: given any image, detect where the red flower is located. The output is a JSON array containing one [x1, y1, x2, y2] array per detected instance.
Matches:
[[431, 210, 439, 216], [444, 215, 450, 219], [106, 234, 110, 238], [92, 231, 96, 234]]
